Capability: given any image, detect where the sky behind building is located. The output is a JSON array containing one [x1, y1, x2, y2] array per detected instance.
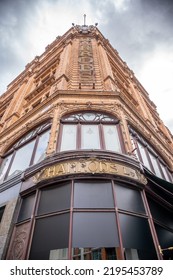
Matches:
[[0, 0, 173, 132]]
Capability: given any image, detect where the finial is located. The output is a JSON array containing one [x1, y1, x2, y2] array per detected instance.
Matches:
[[83, 14, 86, 26]]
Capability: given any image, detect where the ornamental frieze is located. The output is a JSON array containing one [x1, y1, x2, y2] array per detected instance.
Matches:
[[33, 158, 147, 185]]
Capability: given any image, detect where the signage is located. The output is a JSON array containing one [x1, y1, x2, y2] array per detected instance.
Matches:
[[33, 158, 147, 185]]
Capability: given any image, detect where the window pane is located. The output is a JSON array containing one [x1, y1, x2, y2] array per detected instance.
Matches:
[[18, 193, 35, 222], [38, 182, 71, 215], [29, 214, 70, 260], [155, 224, 173, 260], [60, 125, 77, 151], [147, 198, 173, 230], [160, 163, 171, 182], [103, 125, 122, 152], [8, 140, 35, 177], [33, 130, 50, 164], [138, 142, 151, 170], [81, 125, 100, 149], [0, 154, 12, 182], [115, 184, 145, 213], [149, 153, 162, 178], [119, 214, 157, 260], [72, 212, 119, 248], [74, 180, 114, 208]]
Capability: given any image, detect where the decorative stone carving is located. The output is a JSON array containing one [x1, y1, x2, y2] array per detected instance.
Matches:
[[6, 222, 30, 260]]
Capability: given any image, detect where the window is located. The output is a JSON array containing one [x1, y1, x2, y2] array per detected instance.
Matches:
[[18, 193, 35, 222], [29, 214, 70, 260], [115, 184, 145, 214], [58, 112, 123, 153], [0, 122, 51, 182], [72, 212, 119, 248], [119, 214, 157, 259], [74, 180, 114, 208], [130, 127, 172, 181], [14, 180, 158, 260]]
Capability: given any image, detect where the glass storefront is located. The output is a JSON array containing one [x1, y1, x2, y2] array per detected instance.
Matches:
[[11, 179, 163, 260]]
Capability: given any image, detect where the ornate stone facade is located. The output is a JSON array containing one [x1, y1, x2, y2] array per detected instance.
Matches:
[[0, 24, 172, 260]]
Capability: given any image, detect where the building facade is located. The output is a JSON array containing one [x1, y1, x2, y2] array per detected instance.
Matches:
[[0, 24, 173, 260]]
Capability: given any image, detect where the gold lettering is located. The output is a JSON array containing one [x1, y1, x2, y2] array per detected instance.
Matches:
[[100, 161, 108, 172], [47, 166, 55, 178], [55, 164, 65, 175], [123, 166, 130, 176], [88, 160, 99, 173], [33, 159, 146, 185], [109, 163, 119, 173]]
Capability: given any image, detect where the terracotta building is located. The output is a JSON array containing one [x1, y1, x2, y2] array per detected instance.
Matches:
[[0, 23, 173, 260]]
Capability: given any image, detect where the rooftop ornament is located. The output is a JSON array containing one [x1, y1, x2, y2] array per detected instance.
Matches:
[[72, 14, 98, 34]]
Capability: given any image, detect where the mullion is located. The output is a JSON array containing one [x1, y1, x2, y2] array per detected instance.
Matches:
[[4, 151, 16, 180], [30, 135, 39, 166]]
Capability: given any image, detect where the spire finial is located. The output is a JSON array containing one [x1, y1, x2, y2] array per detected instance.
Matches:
[[83, 14, 86, 26]]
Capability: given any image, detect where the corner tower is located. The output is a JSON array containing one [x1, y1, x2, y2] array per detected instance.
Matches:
[[0, 23, 173, 260]]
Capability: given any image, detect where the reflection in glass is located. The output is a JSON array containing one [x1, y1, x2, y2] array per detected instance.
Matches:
[[49, 248, 68, 260], [103, 125, 121, 152], [60, 125, 77, 151], [34, 130, 50, 164], [73, 247, 117, 260], [72, 212, 119, 248], [8, 140, 35, 177], [29, 214, 70, 260], [119, 213, 157, 259], [74, 181, 114, 208], [0, 154, 12, 182], [115, 184, 145, 213], [81, 125, 100, 149]]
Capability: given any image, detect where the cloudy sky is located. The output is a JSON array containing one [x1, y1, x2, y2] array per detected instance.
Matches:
[[0, 0, 173, 133]]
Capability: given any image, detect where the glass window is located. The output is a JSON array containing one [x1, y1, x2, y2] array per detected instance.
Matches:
[[155, 224, 173, 260], [33, 130, 50, 164], [103, 125, 122, 152], [130, 128, 171, 179], [160, 163, 171, 182], [60, 125, 77, 151], [72, 212, 119, 248], [0, 154, 13, 182], [81, 125, 100, 149], [29, 213, 70, 260], [18, 193, 35, 222], [0, 123, 51, 182], [147, 198, 173, 230], [37, 182, 71, 215], [138, 142, 151, 170], [8, 140, 36, 177], [115, 184, 145, 213], [59, 112, 123, 153], [119, 214, 157, 260], [149, 153, 162, 178], [74, 180, 114, 208]]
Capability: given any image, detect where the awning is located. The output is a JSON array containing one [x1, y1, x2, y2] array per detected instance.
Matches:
[[144, 167, 173, 205]]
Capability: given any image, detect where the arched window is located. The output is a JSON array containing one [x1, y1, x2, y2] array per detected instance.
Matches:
[[0, 122, 51, 182], [130, 127, 172, 182], [58, 112, 124, 153]]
